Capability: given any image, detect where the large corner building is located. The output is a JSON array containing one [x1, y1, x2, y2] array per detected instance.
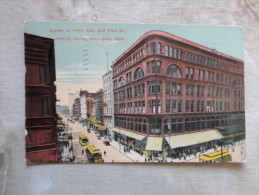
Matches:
[[111, 30, 245, 156]]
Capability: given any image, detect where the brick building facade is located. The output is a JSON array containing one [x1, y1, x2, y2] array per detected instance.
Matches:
[[94, 89, 104, 125], [112, 30, 245, 154], [79, 90, 95, 119], [25, 33, 58, 163]]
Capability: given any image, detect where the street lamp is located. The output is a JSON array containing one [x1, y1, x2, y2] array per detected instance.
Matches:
[[218, 138, 224, 163]]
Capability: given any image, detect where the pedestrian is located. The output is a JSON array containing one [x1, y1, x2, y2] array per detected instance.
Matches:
[[145, 158, 147, 163], [82, 149, 84, 155], [104, 150, 106, 156]]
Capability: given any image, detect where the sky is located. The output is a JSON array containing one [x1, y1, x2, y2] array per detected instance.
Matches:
[[24, 22, 243, 105]]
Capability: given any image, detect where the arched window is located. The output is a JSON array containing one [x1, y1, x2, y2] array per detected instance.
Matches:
[[118, 77, 125, 87], [134, 67, 144, 80], [166, 64, 182, 78]]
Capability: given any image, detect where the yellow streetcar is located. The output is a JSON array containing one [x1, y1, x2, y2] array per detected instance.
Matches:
[[199, 149, 232, 163]]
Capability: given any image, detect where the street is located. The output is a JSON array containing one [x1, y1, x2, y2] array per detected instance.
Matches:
[[59, 113, 246, 164], [62, 114, 133, 163]]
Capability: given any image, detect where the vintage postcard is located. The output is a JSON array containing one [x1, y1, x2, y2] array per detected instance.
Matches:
[[24, 22, 245, 164]]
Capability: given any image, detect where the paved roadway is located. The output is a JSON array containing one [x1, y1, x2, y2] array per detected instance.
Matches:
[[64, 115, 133, 163]]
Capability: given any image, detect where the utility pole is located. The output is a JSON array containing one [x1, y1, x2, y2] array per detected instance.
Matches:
[[106, 52, 108, 71]]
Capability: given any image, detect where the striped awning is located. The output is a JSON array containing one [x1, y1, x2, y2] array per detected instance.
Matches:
[[145, 137, 163, 151], [166, 129, 223, 149], [112, 128, 145, 141]]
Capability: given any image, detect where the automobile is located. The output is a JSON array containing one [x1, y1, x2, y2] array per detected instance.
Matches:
[[97, 135, 101, 139], [103, 140, 110, 146]]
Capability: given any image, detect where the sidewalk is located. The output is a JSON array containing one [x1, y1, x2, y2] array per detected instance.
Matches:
[[109, 140, 146, 163]]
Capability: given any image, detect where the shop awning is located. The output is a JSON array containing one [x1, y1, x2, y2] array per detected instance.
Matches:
[[98, 125, 106, 131], [112, 128, 145, 141], [90, 120, 101, 124], [166, 129, 223, 149], [145, 137, 163, 151]]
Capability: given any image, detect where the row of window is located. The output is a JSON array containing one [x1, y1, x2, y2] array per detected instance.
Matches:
[[113, 41, 243, 77], [114, 81, 244, 101], [186, 67, 242, 86], [115, 117, 147, 133], [114, 114, 245, 135], [114, 100, 244, 113], [113, 64, 243, 89]]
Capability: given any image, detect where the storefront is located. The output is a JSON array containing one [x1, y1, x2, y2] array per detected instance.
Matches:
[[112, 128, 146, 151], [165, 129, 223, 158]]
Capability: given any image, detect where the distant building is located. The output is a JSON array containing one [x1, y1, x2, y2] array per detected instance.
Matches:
[[25, 33, 58, 163], [68, 91, 79, 116], [79, 90, 95, 120], [102, 70, 114, 135], [94, 89, 104, 124], [112, 30, 245, 156], [73, 98, 81, 120], [68, 92, 76, 115]]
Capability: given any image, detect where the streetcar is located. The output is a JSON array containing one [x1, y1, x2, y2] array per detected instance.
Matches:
[[85, 144, 104, 163], [199, 149, 232, 163], [79, 133, 89, 146]]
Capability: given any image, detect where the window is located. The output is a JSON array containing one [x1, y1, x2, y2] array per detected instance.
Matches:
[[201, 70, 204, 80], [166, 100, 170, 112], [149, 42, 161, 55], [186, 67, 194, 79], [178, 100, 182, 112], [156, 43, 161, 54], [185, 100, 190, 112], [134, 67, 144, 80], [166, 64, 182, 78], [186, 67, 189, 79], [40, 66, 46, 85], [197, 69, 200, 80], [190, 68, 194, 79], [165, 46, 169, 56], [197, 101, 200, 112], [147, 61, 161, 74], [166, 81, 170, 94], [150, 42, 155, 54], [150, 118, 161, 135], [177, 84, 182, 95], [197, 85, 201, 97], [118, 77, 125, 87], [148, 81, 161, 94], [127, 87, 132, 98], [172, 100, 177, 112], [190, 85, 195, 96], [201, 86, 205, 96], [190, 100, 194, 112], [201, 101, 204, 112], [134, 84, 145, 97], [148, 100, 161, 113], [169, 47, 173, 57], [43, 97, 49, 116]]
